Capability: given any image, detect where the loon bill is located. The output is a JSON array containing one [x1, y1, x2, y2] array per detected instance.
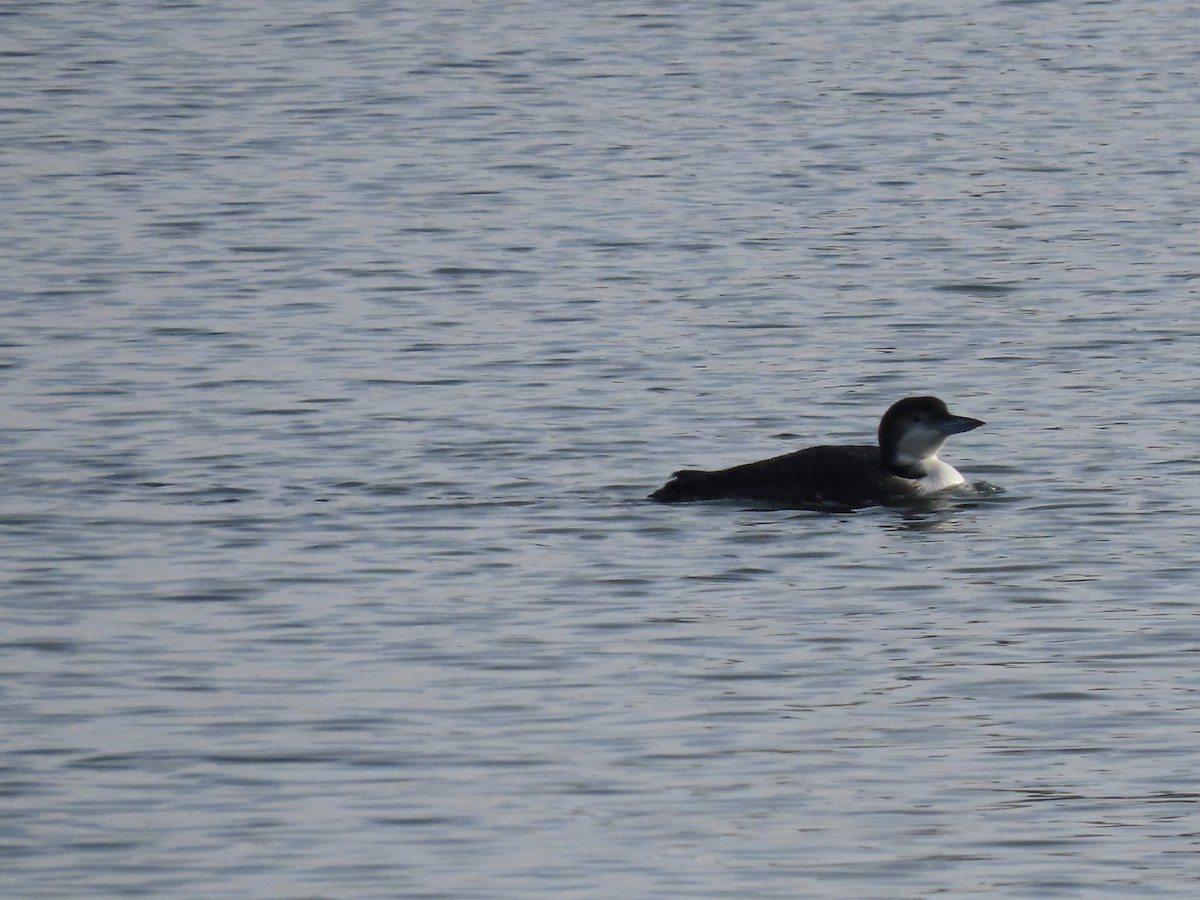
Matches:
[[649, 396, 984, 510]]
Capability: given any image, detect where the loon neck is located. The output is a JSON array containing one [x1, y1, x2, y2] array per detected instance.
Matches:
[[883, 446, 939, 480], [886, 459, 926, 480], [881, 433, 948, 481]]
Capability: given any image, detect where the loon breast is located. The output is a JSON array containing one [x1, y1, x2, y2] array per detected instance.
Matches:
[[912, 458, 965, 495]]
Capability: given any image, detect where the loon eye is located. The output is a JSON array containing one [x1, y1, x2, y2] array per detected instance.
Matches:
[[911, 413, 922, 423]]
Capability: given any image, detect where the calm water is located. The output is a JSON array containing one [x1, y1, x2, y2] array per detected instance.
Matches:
[[5, 1, 1200, 896]]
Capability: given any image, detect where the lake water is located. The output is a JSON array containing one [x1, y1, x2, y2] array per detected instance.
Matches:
[[5, 1, 1200, 896]]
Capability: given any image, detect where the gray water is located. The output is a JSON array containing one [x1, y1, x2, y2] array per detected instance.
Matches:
[[5, 1, 1200, 896]]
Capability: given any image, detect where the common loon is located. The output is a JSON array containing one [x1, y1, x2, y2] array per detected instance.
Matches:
[[649, 396, 984, 510]]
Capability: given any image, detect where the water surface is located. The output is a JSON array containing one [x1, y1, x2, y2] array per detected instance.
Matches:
[[5, 1, 1200, 896]]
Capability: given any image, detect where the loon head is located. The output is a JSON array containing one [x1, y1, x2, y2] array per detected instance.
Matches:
[[878, 396, 984, 478]]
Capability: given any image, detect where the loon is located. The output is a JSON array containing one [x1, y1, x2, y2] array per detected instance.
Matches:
[[649, 396, 984, 510]]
